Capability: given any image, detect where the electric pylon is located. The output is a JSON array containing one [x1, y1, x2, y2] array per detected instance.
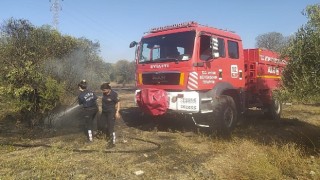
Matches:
[[50, 0, 63, 29]]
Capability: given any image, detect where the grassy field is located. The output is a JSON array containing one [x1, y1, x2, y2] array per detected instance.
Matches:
[[0, 90, 319, 179]]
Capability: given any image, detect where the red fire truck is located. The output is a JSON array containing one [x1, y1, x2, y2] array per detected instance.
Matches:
[[130, 21, 286, 133]]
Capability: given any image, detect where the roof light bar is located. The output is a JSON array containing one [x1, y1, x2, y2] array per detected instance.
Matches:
[[149, 21, 198, 33]]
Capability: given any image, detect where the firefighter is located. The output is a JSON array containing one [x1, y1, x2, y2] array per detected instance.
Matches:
[[100, 82, 121, 148], [77, 80, 98, 142]]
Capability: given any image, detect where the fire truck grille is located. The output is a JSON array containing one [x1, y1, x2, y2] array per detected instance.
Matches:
[[142, 72, 180, 85]]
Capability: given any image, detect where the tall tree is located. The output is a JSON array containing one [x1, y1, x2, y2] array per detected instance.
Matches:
[[255, 32, 288, 52], [281, 4, 320, 102], [114, 60, 135, 87]]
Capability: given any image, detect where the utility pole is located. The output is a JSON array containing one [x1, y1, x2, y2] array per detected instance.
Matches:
[[50, 0, 63, 30]]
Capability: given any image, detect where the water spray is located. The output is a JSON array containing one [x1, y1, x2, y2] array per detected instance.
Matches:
[[44, 98, 80, 127], [57, 104, 80, 118]]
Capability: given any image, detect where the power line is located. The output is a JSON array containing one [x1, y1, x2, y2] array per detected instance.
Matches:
[[50, 0, 63, 29]]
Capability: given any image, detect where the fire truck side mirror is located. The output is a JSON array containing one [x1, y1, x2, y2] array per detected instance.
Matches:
[[129, 41, 138, 48], [210, 37, 220, 59]]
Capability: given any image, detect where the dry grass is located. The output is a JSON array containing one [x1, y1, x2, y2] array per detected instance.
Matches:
[[202, 139, 308, 179], [0, 91, 319, 179]]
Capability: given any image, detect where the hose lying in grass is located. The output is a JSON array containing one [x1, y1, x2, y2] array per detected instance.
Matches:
[[0, 137, 161, 153]]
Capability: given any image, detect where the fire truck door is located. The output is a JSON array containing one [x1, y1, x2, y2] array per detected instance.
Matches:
[[197, 34, 244, 88], [195, 35, 221, 88]]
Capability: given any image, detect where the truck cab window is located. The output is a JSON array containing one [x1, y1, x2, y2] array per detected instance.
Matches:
[[218, 38, 225, 57], [165, 46, 180, 58], [139, 31, 195, 63], [228, 40, 239, 59], [200, 35, 225, 60], [200, 35, 212, 60]]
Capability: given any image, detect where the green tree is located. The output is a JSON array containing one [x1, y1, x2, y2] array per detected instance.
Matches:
[[114, 60, 135, 87], [281, 4, 320, 102], [0, 18, 114, 126], [0, 18, 77, 125]]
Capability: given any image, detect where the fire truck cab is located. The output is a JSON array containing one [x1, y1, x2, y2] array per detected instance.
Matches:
[[130, 22, 285, 133]]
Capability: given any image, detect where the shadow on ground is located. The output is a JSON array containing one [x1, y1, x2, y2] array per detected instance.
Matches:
[[0, 105, 95, 141], [121, 107, 320, 154], [235, 109, 320, 154], [121, 107, 198, 133]]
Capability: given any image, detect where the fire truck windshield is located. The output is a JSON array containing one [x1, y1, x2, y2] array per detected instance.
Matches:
[[139, 31, 195, 63]]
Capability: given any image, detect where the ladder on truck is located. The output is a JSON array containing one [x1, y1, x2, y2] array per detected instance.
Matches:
[[244, 49, 258, 93]]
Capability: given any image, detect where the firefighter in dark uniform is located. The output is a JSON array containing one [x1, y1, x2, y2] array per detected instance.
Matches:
[[100, 82, 120, 148], [78, 80, 98, 142]]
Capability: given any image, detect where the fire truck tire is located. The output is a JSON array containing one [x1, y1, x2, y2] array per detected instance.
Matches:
[[214, 95, 238, 134], [265, 98, 282, 120]]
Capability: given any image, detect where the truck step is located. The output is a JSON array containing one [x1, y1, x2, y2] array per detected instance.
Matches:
[[201, 110, 213, 113], [191, 116, 210, 128], [201, 97, 213, 101]]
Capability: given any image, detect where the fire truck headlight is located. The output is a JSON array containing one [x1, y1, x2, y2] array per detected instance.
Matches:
[[172, 96, 177, 103], [177, 94, 184, 98]]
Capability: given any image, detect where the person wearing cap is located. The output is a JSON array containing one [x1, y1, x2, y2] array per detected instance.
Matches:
[[100, 82, 120, 148], [77, 80, 98, 142]]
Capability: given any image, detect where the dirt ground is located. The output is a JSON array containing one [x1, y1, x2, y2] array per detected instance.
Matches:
[[0, 89, 319, 179]]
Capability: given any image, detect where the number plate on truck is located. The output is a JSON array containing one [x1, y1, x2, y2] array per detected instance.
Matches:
[[167, 91, 200, 112]]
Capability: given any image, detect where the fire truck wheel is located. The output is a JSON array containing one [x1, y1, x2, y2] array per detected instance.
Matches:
[[265, 98, 282, 120], [214, 95, 238, 134]]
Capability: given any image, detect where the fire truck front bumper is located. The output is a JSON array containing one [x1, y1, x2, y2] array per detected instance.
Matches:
[[135, 89, 200, 113]]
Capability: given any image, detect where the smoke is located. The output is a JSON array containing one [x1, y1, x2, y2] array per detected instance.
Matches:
[[45, 49, 101, 92]]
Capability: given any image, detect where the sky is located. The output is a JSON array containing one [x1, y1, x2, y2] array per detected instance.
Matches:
[[0, 0, 318, 63]]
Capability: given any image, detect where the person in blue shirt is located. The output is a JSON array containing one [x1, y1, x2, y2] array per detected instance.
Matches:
[[78, 80, 98, 142], [100, 82, 120, 148]]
